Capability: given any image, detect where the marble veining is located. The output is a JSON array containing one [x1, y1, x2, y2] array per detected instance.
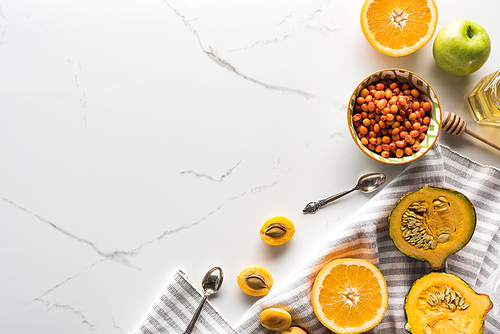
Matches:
[[161, 0, 349, 99], [73, 62, 88, 124], [179, 161, 241, 182], [30, 270, 103, 331], [2, 197, 139, 267]]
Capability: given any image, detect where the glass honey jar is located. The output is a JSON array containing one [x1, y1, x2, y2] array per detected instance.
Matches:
[[467, 70, 500, 126]]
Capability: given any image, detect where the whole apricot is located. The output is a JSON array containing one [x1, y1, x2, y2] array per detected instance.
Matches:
[[259, 308, 292, 332], [281, 327, 308, 334]]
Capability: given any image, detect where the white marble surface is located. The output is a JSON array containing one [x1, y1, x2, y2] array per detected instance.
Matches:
[[1, 0, 499, 332]]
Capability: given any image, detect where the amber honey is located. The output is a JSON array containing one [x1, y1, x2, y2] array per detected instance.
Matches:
[[467, 70, 500, 126]]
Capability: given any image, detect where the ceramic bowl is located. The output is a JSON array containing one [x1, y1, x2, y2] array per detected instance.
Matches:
[[347, 69, 442, 165]]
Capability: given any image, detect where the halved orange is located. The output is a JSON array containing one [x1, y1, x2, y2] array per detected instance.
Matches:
[[360, 0, 438, 57], [311, 258, 388, 334]]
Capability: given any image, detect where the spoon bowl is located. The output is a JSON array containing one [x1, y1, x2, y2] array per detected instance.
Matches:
[[183, 267, 223, 334], [202, 266, 224, 296], [303, 172, 386, 214], [356, 172, 387, 193]]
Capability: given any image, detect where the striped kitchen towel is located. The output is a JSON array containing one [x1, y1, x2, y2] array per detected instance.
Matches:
[[236, 143, 500, 334], [133, 269, 237, 334], [134, 143, 500, 334]]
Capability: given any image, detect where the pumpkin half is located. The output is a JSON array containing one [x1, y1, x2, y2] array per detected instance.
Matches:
[[389, 185, 476, 270], [404, 272, 492, 334]]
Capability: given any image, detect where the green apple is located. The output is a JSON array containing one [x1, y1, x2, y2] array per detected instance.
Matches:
[[433, 20, 491, 76]]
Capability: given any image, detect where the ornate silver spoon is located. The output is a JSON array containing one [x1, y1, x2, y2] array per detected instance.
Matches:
[[183, 267, 223, 334], [303, 172, 386, 214]]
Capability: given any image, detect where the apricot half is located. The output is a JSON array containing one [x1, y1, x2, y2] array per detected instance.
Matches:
[[259, 308, 292, 332], [237, 265, 273, 296], [260, 216, 295, 246], [281, 326, 308, 334]]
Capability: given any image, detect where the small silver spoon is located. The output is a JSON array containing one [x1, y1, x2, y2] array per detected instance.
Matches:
[[303, 172, 386, 214], [183, 267, 224, 334]]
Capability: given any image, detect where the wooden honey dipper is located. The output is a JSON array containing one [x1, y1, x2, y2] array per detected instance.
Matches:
[[442, 111, 500, 152]]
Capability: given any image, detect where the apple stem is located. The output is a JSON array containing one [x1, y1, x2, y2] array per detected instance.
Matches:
[[468, 25, 472, 39]]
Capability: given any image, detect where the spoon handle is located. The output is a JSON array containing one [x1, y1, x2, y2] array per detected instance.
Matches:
[[321, 186, 358, 205], [303, 187, 357, 213], [183, 294, 208, 334]]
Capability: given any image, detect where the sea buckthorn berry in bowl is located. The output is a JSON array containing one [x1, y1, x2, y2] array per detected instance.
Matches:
[[348, 69, 442, 165]]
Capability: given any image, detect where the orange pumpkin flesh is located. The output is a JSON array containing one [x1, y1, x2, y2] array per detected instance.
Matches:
[[404, 272, 492, 334], [389, 185, 476, 270]]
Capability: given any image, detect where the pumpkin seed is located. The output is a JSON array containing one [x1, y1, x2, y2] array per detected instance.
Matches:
[[458, 298, 464, 307], [412, 236, 423, 244], [440, 227, 452, 233], [449, 303, 457, 312], [455, 291, 462, 298], [438, 233, 450, 243], [264, 223, 287, 238], [402, 204, 444, 250], [246, 273, 267, 289], [461, 302, 469, 310], [423, 325, 431, 334], [435, 205, 447, 212], [434, 291, 442, 303], [445, 286, 451, 295]]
